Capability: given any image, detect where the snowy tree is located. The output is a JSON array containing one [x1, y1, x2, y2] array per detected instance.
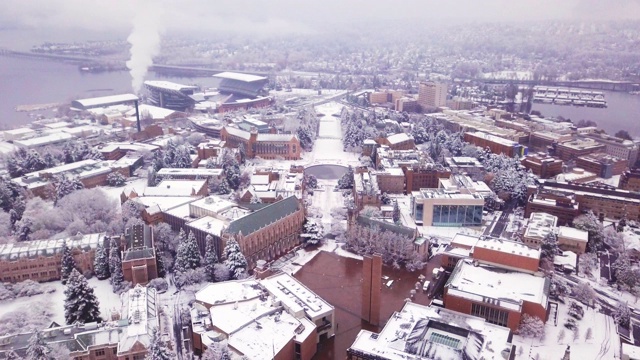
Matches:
[[93, 241, 110, 280], [174, 268, 207, 289], [147, 278, 168, 292], [107, 172, 126, 187], [53, 175, 84, 204], [201, 340, 232, 360], [612, 253, 640, 292], [26, 331, 51, 360], [304, 174, 318, 190], [392, 200, 401, 224], [213, 264, 231, 282], [540, 232, 560, 261], [145, 327, 173, 360], [224, 237, 248, 279], [156, 249, 166, 278], [517, 314, 545, 339], [64, 268, 101, 325], [203, 235, 219, 282], [175, 231, 201, 274], [222, 156, 241, 190], [301, 218, 323, 247], [147, 168, 158, 186], [337, 166, 354, 189], [380, 192, 391, 205], [109, 238, 125, 292], [60, 240, 77, 285], [573, 211, 604, 251], [613, 301, 631, 328], [573, 282, 597, 306]]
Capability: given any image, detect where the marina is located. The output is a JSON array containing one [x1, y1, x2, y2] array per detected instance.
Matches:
[[533, 86, 607, 108]]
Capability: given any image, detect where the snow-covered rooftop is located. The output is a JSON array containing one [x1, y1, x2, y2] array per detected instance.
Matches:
[[386, 132, 412, 145], [157, 168, 223, 177], [144, 80, 198, 92], [256, 133, 297, 142], [72, 93, 138, 109], [118, 285, 157, 353], [125, 104, 176, 119], [0, 233, 104, 260], [446, 260, 549, 312], [143, 180, 206, 197], [261, 273, 333, 319], [13, 132, 75, 148], [213, 72, 268, 83], [557, 226, 588, 242], [474, 237, 541, 260], [185, 216, 228, 236], [349, 302, 513, 360]]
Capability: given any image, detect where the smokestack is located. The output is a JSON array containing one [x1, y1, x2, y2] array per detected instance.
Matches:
[[134, 100, 141, 133]]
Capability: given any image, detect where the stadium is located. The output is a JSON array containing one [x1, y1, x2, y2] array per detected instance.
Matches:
[[144, 81, 198, 111]]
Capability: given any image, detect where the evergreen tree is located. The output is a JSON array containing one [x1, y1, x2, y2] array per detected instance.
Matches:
[[301, 219, 323, 247], [614, 301, 631, 328], [156, 247, 166, 278], [145, 327, 173, 360], [203, 235, 219, 282], [337, 166, 354, 189], [224, 237, 248, 279], [5, 350, 20, 360], [93, 241, 110, 280], [540, 232, 560, 261], [26, 331, 51, 360], [109, 238, 124, 291], [174, 231, 201, 274], [64, 268, 101, 325], [392, 200, 401, 224], [60, 240, 76, 285]]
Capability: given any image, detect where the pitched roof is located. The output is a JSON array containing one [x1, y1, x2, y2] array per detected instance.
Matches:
[[226, 196, 300, 236], [223, 126, 251, 140], [356, 215, 416, 238]]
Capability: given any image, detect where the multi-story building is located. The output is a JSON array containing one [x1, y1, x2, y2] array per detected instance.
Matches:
[[347, 302, 514, 360], [576, 153, 628, 179], [525, 189, 580, 226], [0, 233, 104, 283], [521, 153, 564, 179], [220, 126, 301, 160], [394, 97, 418, 112], [0, 284, 159, 359], [444, 157, 484, 179], [542, 181, 640, 222], [528, 131, 573, 152], [444, 260, 549, 331], [523, 212, 558, 249], [410, 187, 485, 227], [98, 142, 160, 160], [418, 81, 447, 108], [12, 159, 129, 198], [554, 139, 605, 161], [156, 168, 223, 181], [373, 168, 405, 194], [557, 226, 588, 254], [380, 133, 415, 151], [353, 171, 381, 210], [191, 273, 334, 359], [582, 133, 639, 166], [144, 80, 198, 111], [404, 165, 452, 193], [240, 170, 304, 204], [620, 169, 640, 193], [463, 131, 527, 157], [369, 90, 404, 105], [121, 224, 158, 286]]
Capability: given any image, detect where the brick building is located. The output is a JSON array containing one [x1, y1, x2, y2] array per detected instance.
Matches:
[[525, 189, 580, 226], [554, 139, 605, 161], [0, 285, 159, 359], [223, 196, 305, 270], [404, 165, 452, 193], [557, 226, 588, 254], [191, 273, 334, 359], [528, 131, 573, 152], [521, 153, 564, 179], [576, 153, 628, 179], [220, 126, 301, 160], [463, 131, 527, 157], [380, 133, 415, 151], [374, 168, 405, 194], [444, 260, 549, 331], [0, 233, 104, 283], [418, 81, 447, 108], [121, 224, 158, 286], [620, 169, 640, 193]]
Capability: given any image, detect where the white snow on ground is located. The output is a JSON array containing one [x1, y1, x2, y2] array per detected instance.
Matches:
[[512, 302, 618, 360], [309, 102, 360, 166], [310, 180, 345, 234], [0, 278, 122, 325], [279, 240, 362, 275]]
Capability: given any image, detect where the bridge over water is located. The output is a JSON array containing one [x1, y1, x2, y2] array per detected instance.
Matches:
[[471, 77, 638, 92]]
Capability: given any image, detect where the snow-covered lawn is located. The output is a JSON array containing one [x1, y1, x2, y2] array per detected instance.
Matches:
[[0, 278, 122, 326], [512, 302, 619, 360], [308, 102, 359, 165]]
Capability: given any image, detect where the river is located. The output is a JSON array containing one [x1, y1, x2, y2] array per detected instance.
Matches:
[[0, 56, 221, 129], [532, 90, 640, 138], [1, 55, 640, 138]]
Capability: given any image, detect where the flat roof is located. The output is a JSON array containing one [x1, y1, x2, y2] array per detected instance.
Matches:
[[72, 93, 138, 108], [474, 238, 541, 259], [262, 273, 334, 319], [386, 132, 412, 145], [557, 226, 588, 242], [98, 142, 160, 154], [144, 80, 198, 91], [213, 72, 268, 83], [0, 233, 104, 260], [447, 261, 549, 311], [143, 180, 206, 197], [13, 132, 74, 147], [186, 216, 228, 236], [157, 168, 223, 177]]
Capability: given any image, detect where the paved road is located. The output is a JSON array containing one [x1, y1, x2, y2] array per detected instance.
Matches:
[[490, 202, 514, 238]]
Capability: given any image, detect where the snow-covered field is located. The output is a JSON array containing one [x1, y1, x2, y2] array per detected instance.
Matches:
[[0, 278, 122, 326], [512, 302, 619, 360], [309, 102, 360, 165]]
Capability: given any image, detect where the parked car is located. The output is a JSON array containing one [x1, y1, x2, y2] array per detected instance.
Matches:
[[422, 281, 431, 293]]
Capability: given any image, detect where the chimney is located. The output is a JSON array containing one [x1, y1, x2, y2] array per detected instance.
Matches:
[[134, 100, 141, 133]]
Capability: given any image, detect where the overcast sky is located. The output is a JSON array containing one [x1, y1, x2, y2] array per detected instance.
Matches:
[[2, 0, 640, 42]]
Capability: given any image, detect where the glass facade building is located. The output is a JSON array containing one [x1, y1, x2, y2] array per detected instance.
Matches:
[[432, 204, 483, 227]]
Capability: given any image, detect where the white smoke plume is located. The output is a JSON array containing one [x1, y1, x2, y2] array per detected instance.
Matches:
[[126, 4, 163, 94]]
